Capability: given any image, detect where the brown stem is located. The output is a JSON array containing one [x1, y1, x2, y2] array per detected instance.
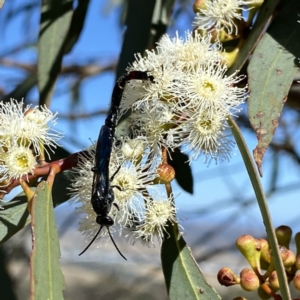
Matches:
[[260, 282, 282, 300], [0, 150, 89, 199], [46, 164, 61, 189], [161, 146, 168, 164]]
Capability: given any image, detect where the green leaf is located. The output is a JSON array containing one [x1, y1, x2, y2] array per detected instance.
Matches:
[[0, 1, 4, 9], [52, 171, 73, 207], [62, 0, 89, 54], [247, 0, 300, 176], [227, 0, 280, 75], [0, 193, 31, 245], [38, 0, 73, 106], [116, 0, 156, 78], [161, 222, 221, 300], [30, 181, 64, 300], [168, 148, 193, 194], [2, 73, 37, 103], [0, 172, 72, 245], [116, 0, 175, 78]]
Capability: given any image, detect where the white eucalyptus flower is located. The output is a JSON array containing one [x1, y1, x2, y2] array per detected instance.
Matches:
[[69, 144, 95, 205], [70, 142, 160, 243], [121, 138, 145, 161], [129, 197, 177, 246], [193, 0, 257, 35], [110, 159, 157, 226], [174, 107, 234, 162], [156, 31, 223, 68], [70, 143, 114, 243], [133, 103, 177, 153], [0, 145, 36, 182], [126, 61, 179, 110], [176, 61, 247, 113], [75, 200, 114, 243], [0, 99, 62, 156]]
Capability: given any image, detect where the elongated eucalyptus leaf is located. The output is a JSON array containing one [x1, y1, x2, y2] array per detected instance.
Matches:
[[0, 193, 31, 245], [161, 222, 221, 300], [30, 181, 64, 300], [0, 172, 72, 245], [168, 148, 193, 194], [116, 0, 175, 78], [38, 0, 73, 106], [227, 0, 280, 75], [116, 0, 155, 78], [247, 0, 300, 176], [2, 73, 37, 103], [63, 0, 89, 55]]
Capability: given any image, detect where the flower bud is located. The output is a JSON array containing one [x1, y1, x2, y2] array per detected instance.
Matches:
[[278, 245, 289, 263], [154, 164, 175, 184], [263, 246, 288, 279], [283, 249, 296, 269], [193, 0, 206, 13], [275, 225, 292, 249], [240, 268, 260, 291], [257, 286, 271, 299], [293, 272, 300, 290], [295, 232, 300, 256], [24, 107, 48, 125], [295, 255, 300, 269], [217, 267, 240, 286], [258, 238, 270, 270], [268, 271, 279, 292], [121, 139, 144, 161], [236, 235, 261, 272]]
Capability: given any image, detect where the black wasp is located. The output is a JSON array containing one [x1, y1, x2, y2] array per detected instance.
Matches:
[[79, 71, 152, 259]]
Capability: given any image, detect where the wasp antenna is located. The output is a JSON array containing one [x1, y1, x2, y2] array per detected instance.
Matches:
[[79, 226, 103, 256], [107, 227, 127, 261]]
